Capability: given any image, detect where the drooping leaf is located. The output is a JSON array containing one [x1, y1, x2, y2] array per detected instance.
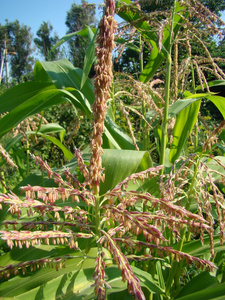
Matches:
[[205, 156, 225, 182], [0, 255, 93, 298], [27, 132, 73, 160], [51, 26, 97, 51], [34, 123, 65, 134], [206, 95, 225, 119], [0, 89, 66, 138], [0, 82, 54, 114], [180, 235, 225, 257], [35, 60, 138, 150], [100, 149, 152, 194], [104, 265, 164, 298], [104, 115, 139, 150], [34, 59, 95, 105], [168, 95, 209, 118], [0, 247, 112, 299]]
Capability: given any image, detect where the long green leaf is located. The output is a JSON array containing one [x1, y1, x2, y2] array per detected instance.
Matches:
[[206, 95, 225, 119], [176, 282, 225, 300], [27, 132, 73, 160], [35, 123, 65, 134], [80, 27, 98, 89], [116, 37, 141, 52], [0, 82, 54, 114], [34, 59, 95, 105], [169, 100, 201, 163], [0, 257, 93, 298], [176, 272, 218, 300], [100, 149, 152, 194], [180, 235, 225, 257], [51, 26, 97, 51], [168, 94, 211, 118], [104, 115, 138, 150], [0, 247, 106, 298], [0, 89, 66, 138]]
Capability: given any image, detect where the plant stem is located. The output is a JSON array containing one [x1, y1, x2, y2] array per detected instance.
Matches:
[[160, 2, 176, 174], [26, 138, 30, 176], [1, 171, 6, 193], [94, 189, 101, 241], [139, 34, 143, 74], [166, 155, 201, 296], [140, 34, 148, 150], [190, 61, 198, 150]]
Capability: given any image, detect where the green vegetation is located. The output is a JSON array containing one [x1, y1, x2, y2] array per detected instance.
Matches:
[[0, 0, 225, 299]]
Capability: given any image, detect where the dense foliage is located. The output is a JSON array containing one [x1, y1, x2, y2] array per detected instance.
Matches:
[[0, 0, 225, 299]]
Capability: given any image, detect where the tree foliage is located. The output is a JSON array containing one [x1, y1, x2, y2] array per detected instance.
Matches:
[[141, 0, 225, 15], [34, 21, 60, 61], [0, 20, 34, 83], [65, 0, 96, 68]]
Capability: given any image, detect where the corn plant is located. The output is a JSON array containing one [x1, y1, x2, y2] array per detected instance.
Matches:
[[0, 0, 225, 299]]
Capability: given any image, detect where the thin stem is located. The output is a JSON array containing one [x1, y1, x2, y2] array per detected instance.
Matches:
[[94, 195, 101, 241], [190, 61, 198, 150], [139, 34, 143, 74], [1, 171, 7, 193], [26, 138, 30, 176], [160, 2, 176, 174], [160, 54, 171, 173], [140, 34, 149, 150]]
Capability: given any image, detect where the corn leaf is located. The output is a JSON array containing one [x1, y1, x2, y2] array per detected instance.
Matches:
[[169, 100, 201, 163]]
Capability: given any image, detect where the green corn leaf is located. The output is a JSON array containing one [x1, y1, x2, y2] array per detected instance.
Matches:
[[104, 115, 138, 150], [169, 100, 201, 163], [0, 89, 65, 138], [51, 26, 97, 51], [196, 79, 225, 91], [115, 37, 141, 52], [26, 132, 73, 160], [80, 28, 98, 89], [206, 95, 225, 119], [34, 59, 95, 105], [0, 247, 111, 299], [0, 82, 54, 114], [34, 123, 65, 134], [33, 59, 139, 150], [168, 94, 210, 118], [176, 281, 225, 300], [37, 134, 73, 160], [176, 272, 219, 300], [0, 87, 88, 139], [100, 149, 152, 195], [179, 235, 225, 257]]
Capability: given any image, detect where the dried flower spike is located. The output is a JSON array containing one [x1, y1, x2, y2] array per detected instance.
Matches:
[[89, 0, 117, 193]]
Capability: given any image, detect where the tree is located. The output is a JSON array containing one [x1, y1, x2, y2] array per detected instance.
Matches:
[[65, 0, 96, 68], [34, 21, 60, 61], [0, 20, 34, 83], [141, 0, 225, 15]]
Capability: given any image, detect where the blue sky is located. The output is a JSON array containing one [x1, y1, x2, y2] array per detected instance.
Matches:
[[0, 0, 225, 59], [0, 0, 104, 40]]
